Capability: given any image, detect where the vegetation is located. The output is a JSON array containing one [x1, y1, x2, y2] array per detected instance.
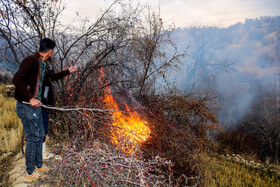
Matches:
[[217, 88, 280, 164], [0, 0, 280, 186], [141, 92, 219, 180], [204, 157, 280, 186], [0, 84, 22, 154], [0, 151, 16, 186], [0, 84, 22, 186]]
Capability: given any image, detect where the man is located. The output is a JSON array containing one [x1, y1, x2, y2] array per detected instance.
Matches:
[[13, 38, 77, 181]]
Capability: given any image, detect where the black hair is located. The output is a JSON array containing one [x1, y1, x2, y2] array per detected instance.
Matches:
[[39, 38, 56, 53]]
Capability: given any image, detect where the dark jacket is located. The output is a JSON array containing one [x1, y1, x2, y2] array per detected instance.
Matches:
[[12, 52, 70, 103]]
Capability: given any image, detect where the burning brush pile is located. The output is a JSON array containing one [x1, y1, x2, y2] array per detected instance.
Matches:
[[47, 68, 217, 186]]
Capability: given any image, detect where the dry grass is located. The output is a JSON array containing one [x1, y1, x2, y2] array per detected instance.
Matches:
[[0, 84, 22, 154], [204, 156, 280, 186]]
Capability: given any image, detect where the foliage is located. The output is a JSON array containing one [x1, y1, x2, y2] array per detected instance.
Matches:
[[216, 126, 259, 156], [0, 0, 61, 64], [141, 91, 219, 184], [46, 138, 178, 186], [0, 84, 22, 186], [1, 0, 184, 104], [0, 84, 22, 153], [217, 88, 280, 163], [0, 152, 17, 187], [204, 157, 280, 186], [47, 86, 220, 185]]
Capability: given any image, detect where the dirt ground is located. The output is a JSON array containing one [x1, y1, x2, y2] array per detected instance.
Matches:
[[7, 142, 56, 187], [8, 153, 51, 187], [9, 153, 30, 187]]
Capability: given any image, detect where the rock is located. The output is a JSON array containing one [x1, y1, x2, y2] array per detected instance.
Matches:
[[14, 183, 30, 187], [54, 155, 62, 161], [0, 152, 12, 160], [43, 153, 54, 160]]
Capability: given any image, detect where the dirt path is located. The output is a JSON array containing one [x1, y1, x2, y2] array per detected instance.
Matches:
[[8, 153, 27, 186], [8, 150, 53, 187]]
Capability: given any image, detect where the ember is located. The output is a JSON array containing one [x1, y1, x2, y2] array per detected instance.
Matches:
[[99, 68, 151, 154]]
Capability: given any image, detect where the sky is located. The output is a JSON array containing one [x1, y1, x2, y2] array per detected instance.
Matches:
[[62, 0, 280, 28]]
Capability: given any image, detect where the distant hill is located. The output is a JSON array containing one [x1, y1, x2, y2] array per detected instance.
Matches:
[[169, 16, 280, 124], [0, 60, 18, 83], [0, 39, 18, 83], [171, 16, 280, 89]]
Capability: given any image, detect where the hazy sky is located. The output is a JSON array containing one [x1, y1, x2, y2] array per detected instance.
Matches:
[[62, 0, 280, 28]]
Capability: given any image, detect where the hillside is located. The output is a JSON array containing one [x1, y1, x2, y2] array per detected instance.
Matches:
[[0, 44, 18, 83], [172, 16, 280, 86], [0, 61, 17, 83], [170, 16, 280, 124], [1, 15, 280, 185]]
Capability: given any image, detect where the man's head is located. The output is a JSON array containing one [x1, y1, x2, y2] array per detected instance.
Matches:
[[39, 38, 56, 60]]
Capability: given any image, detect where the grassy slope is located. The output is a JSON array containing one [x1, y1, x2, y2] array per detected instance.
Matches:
[[0, 84, 22, 153], [204, 157, 280, 186], [0, 84, 22, 186]]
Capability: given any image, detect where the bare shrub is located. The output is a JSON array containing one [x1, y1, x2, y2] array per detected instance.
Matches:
[[46, 137, 175, 186], [140, 92, 219, 185]]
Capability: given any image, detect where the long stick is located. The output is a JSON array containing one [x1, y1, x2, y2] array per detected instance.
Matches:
[[22, 101, 115, 113]]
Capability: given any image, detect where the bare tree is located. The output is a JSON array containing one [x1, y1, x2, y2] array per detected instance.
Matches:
[[0, 0, 62, 64], [0, 0, 135, 98], [1, 0, 185, 106], [241, 88, 280, 163], [183, 25, 236, 90], [103, 7, 185, 99]]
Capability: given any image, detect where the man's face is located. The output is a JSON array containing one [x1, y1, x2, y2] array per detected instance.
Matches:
[[47, 49, 54, 59]]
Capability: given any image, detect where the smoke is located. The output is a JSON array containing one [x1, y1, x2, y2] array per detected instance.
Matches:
[[215, 70, 277, 125], [169, 16, 280, 125]]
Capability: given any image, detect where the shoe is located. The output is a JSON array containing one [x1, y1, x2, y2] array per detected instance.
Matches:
[[25, 171, 40, 182], [35, 165, 49, 172]]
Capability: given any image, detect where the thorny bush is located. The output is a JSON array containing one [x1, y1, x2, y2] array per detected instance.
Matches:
[[215, 126, 259, 156], [48, 90, 216, 185], [140, 92, 220, 185], [46, 136, 192, 186], [48, 67, 219, 186]]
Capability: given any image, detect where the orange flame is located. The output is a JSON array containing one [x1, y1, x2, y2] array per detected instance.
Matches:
[[99, 68, 150, 154]]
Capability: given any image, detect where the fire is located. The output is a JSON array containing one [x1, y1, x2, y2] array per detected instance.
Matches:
[[99, 68, 151, 154]]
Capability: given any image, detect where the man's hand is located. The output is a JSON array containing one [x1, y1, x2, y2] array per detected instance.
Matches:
[[68, 66, 78, 73], [29, 98, 41, 107]]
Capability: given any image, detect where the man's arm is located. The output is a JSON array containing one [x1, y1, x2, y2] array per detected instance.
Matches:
[[68, 66, 78, 73], [12, 57, 34, 102], [48, 66, 78, 81], [13, 57, 42, 107], [29, 98, 42, 107]]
